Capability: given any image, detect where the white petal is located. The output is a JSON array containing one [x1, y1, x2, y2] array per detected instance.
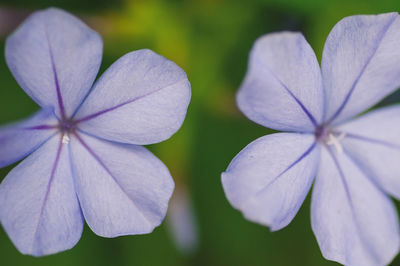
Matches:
[[322, 12, 400, 124], [311, 147, 399, 266], [237, 32, 323, 132], [222, 133, 319, 231], [0, 136, 83, 256], [337, 105, 400, 199], [69, 132, 174, 237]]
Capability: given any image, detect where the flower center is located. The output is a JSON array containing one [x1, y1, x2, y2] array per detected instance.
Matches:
[[59, 119, 77, 144], [315, 125, 346, 153]]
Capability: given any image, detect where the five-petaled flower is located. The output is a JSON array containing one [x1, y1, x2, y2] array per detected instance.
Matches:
[[222, 12, 400, 265], [0, 8, 191, 256]]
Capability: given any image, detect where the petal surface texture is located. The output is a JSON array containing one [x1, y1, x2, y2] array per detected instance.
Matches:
[[337, 105, 400, 199], [0, 137, 83, 256], [74, 49, 191, 145], [311, 147, 400, 266], [70, 133, 174, 237], [222, 133, 319, 231], [5, 8, 103, 118], [0, 108, 57, 167], [322, 12, 400, 124], [237, 32, 323, 132]]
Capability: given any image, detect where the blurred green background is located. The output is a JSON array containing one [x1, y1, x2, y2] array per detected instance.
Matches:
[[1, 0, 400, 265]]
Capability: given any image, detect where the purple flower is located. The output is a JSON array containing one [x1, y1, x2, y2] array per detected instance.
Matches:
[[0, 8, 190, 256], [222, 12, 400, 265]]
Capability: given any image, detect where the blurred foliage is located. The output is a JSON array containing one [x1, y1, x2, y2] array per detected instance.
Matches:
[[1, 0, 400, 265]]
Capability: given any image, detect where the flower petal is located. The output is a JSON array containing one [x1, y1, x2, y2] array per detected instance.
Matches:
[[237, 32, 323, 132], [74, 49, 191, 145], [336, 105, 400, 199], [311, 147, 399, 266], [221, 133, 319, 231], [69, 132, 174, 237], [322, 12, 400, 124], [5, 8, 103, 118], [0, 136, 83, 256], [0, 108, 58, 168]]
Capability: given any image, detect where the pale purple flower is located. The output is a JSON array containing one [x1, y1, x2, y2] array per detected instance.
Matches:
[[0, 8, 190, 256], [167, 185, 199, 255], [222, 12, 400, 265]]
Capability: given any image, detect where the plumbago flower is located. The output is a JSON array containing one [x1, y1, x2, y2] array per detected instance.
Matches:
[[222, 12, 400, 265], [0, 8, 190, 256]]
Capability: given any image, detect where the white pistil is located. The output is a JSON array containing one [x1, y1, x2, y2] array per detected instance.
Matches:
[[62, 134, 70, 144], [326, 132, 346, 153]]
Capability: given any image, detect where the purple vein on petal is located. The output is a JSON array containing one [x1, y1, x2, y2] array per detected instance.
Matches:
[[326, 146, 381, 261], [0, 133, 57, 168], [44, 27, 66, 120], [282, 84, 318, 127], [247, 141, 317, 202], [255, 58, 318, 127], [327, 146, 355, 202], [73, 132, 152, 224], [75, 78, 186, 124], [66, 141, 85, 219], [344, 132, 400, 150], [327, 15, 397, 123], [70, 84, 95, 120], [325, 145, 356, 222], [342, 147, 388, 199], [32, 137, 63, 252], [21, 125, 57, 131]]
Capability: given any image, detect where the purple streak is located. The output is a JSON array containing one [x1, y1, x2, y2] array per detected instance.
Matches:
[[327, 16, 397, 123], [252, 141, 317, 197], [22, 124, 57, 131], [32, 137, 63, 242], [256, 58, 318, 127], [344, 132, 400, 150], [45, 28, 66, 120], [73, 133, 144, 215], [74, 82, 183, 124]]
